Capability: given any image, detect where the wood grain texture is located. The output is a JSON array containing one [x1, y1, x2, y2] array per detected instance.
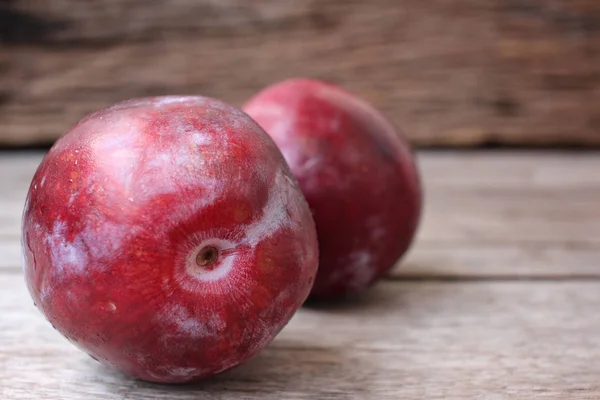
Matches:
[[1, 151, 599, 278], [1, 1, 599, 147], [3, 274, 600, 399], [3, 150, 600, 398]]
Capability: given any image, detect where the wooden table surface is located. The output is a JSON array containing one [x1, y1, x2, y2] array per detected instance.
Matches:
[[2, 151, 599, 399]]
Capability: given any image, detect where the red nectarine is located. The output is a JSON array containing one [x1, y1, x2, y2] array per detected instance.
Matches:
[[22, 96, 318, 383], [244, 79, 422, 300]]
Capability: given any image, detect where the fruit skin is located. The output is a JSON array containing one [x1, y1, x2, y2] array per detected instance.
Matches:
[[21, 96, 319, 383], [243, 79, 422, 300]]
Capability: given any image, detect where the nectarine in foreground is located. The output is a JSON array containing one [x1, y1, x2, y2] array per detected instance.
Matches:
[[22, 96, 318, 383]]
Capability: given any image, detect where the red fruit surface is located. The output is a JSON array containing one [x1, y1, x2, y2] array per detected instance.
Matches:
[[243, 79, 422, 300], [21, 96, 318, 383]]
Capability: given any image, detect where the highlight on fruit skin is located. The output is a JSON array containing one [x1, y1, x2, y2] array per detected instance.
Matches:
[[21, 95, 319, 383], [244, 78, 422, 300]]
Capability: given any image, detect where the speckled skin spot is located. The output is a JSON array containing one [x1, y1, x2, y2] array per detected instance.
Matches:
[[21, 96, 319, 383], [244, 79, 422, 299]]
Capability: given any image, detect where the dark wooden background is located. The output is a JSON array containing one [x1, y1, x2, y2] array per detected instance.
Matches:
[[1, 0, 599, 147]]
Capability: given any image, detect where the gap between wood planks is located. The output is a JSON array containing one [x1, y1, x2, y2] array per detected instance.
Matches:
[[386, 275, 600, 282], [3, 267, 600, 283]]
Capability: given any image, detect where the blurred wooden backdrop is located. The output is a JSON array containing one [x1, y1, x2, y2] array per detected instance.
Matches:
[[0, 0, 598, 147]]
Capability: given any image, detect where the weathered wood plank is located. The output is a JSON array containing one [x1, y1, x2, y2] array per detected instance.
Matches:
[[421, 151, 600, 189], [400, 242, 600, 278], [6, 187, 599, 243], [6, 151, 600, 191], [0, 241, 22, 270], [2, 151, 600, 277], [2, 274, 600, 399], [1, 1, 599, 147], [420, 193, 600, 243], [5, 236, 600, 279]]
